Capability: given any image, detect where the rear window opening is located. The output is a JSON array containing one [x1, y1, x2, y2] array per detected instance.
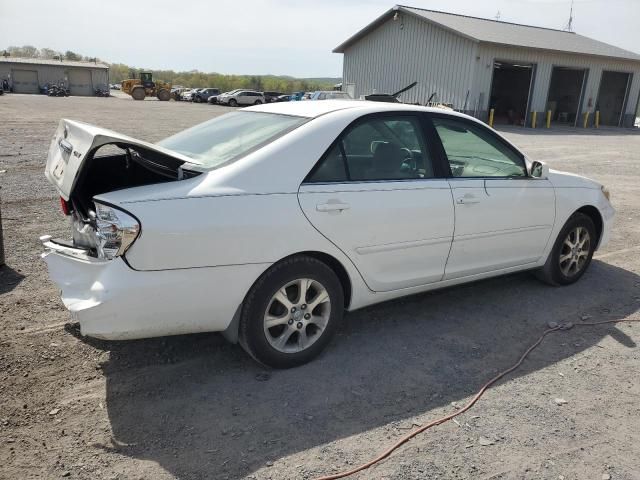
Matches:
[[70, 143, 201, 218]]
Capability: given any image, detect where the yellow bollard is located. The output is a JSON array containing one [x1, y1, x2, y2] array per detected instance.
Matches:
[[583, 111, 590, 128], [489, 109, 495, 128], [595, 110, 600, 128], [531, 111, 537, 128], [546, 110, 552, 129]]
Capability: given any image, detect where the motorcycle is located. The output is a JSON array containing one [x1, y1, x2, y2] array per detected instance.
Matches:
[[48, 82, 70, 97], [94, 87, 110, 97]]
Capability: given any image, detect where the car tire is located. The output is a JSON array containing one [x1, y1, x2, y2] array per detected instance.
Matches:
[[228, 98, 238, 107], [238, 256, 344, 369], [254, 99, 263, 105], [535, 212, 597, 286]]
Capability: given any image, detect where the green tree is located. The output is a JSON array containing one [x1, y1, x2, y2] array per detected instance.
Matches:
[[7, 45, 38, 57], [64, 50, 82, 61]]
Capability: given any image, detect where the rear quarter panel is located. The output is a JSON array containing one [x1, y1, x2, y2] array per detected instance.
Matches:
[[120, 193, 370, 305]]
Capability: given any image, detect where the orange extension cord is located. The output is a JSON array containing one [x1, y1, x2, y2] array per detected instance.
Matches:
[[314, 317, 640, 480]]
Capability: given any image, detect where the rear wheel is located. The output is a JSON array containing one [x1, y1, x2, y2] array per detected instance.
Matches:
[[239, 256, 344, 368], [131, 87, 146, 100], [228, 98, 238, 107], [157, 89, 170, 101], [254, 99, 263, 105], [536, 212, 596, 286]]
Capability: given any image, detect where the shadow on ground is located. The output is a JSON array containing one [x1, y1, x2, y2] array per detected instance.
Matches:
[[0, 264, 25, 294], [84, 261, 638, 479]]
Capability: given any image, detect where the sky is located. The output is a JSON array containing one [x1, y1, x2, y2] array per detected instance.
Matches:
[[0, 0, 638, 78]]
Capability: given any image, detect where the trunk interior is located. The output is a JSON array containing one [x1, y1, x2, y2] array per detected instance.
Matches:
[[71, 143, 200, 216]]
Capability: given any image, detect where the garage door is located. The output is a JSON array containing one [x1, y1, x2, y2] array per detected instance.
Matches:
[[596, 71, 631, 127], [68, 69, 93, 96], [12, 70, 39, 94]]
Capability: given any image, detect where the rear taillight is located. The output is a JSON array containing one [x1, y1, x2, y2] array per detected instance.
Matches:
[[60, 197, 71, 216], [94, 202, 140, 260]]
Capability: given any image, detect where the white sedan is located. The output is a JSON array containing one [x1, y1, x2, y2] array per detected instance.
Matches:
[[41, 101, 614, 368]]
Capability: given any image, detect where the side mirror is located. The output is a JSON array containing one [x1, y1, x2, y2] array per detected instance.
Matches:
[[530, 160, 549, 179]]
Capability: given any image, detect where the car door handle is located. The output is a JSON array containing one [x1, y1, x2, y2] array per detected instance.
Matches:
[[456, 195, 480, 205], [316, 202, 350, 212]]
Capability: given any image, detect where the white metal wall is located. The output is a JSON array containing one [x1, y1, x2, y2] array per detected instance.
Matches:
[[0, 63, 109, 95], [341, 17, 640, 126], [472, 43, 640, 125], [343, 13, 477, 107]]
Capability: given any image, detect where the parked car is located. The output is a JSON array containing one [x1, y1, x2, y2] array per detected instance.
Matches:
[[181, 89, 196, 101], [262, 91, 283, 103], [193, 88, 220, 103], [275, 94, 291, 102], [213, 89, 242, 104], [41, 101, 614, 368], [309, 91, 353, 100], [217, 90, 265, 107]]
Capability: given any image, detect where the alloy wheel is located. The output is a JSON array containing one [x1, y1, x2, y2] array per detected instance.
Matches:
[[263, 278, 331, 353], [559, 226, 591, 277]]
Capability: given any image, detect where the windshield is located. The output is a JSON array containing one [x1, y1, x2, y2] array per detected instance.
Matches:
[[158, 111, 307, 169]]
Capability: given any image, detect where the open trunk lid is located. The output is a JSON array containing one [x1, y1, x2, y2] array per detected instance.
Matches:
[[46, 119, 204, 200]]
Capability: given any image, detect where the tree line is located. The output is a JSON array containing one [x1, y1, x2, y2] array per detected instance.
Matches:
[[3, 45, 338, 93]]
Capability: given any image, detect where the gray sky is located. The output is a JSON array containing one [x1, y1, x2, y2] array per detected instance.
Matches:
[[0, 0, 637, 77]]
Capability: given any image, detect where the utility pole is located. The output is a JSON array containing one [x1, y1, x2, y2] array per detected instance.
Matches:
[[494, 11, 501, 21]]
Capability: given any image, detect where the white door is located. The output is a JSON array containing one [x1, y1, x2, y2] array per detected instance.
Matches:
[[430, 116, 556, 279], [12, 69, 39, 93], [298, 114, 454, 292], [237, 91, 251, 105]]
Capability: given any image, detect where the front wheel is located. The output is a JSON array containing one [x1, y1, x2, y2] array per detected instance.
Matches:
[[254, 99, 263, 105], [228, 98, 238, 107], [131, 87, 146, 100], [239, 256, 344, 368], [536, 212, 597, 286]]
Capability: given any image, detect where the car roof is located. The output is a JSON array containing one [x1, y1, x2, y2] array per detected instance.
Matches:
[[246, 99, 467, 119]]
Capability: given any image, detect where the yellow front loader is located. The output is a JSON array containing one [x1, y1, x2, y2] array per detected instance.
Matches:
[[121, 72, 171, 101]]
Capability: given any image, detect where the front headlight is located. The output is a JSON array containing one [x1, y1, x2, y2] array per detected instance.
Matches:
[[601, 185, 611, 202], [94, 202, 140, 260]]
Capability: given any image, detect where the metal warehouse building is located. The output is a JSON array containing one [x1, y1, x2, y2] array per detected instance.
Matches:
[[0, 58, 109, 96], [335, 5, 640, 127]]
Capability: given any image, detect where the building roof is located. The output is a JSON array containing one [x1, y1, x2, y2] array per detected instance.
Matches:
[[0, 57, 109, 69], [333, 5, 640, 62]]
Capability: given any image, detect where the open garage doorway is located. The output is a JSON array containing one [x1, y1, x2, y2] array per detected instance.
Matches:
[[545, 67, 587, 126], [489, 61, 534, 126], [596, 71, 631, 126]]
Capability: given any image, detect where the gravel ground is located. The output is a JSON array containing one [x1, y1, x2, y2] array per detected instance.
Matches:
[[1, 94, 639, 480]]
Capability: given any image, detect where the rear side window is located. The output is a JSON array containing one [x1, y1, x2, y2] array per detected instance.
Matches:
[[307, 115, 435, 183], [158, 111, 306, 169], [432, 117, 526, 178]]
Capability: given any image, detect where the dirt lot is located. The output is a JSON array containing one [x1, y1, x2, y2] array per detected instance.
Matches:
[[1, 94, 639, 480]]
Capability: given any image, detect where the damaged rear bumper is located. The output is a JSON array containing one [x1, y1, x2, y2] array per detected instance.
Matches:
[[40, 237, 268, 340]]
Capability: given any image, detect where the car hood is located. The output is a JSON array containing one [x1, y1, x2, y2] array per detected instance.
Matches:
[[547, 168, 601, 189]]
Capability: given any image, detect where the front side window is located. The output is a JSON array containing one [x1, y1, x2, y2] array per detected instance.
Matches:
[[307, 115, 434, 182], [158, 111, 306, 169], [432, 117, 527, 178]]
